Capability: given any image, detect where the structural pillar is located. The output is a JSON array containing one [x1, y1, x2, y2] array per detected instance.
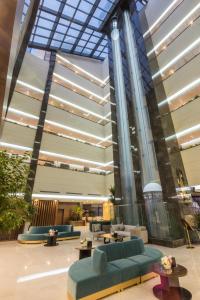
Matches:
[[123, 10, 159, 188], [25, 51, 56, 202], [111, 18, 139, 225]]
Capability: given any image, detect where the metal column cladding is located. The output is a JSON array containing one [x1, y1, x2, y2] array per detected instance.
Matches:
[[123, 10, 159, 188], [111, 18, 139, 225], [25, 51, 56, 202]]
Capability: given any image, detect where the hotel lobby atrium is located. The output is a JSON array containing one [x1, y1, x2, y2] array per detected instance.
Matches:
[[0, 0, 200, 299]]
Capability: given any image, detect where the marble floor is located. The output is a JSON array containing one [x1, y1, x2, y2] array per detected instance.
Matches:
[[0, 231, 200, 300]]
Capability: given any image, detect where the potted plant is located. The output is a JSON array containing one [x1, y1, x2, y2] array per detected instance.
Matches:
[[0, 151, 35, 239], [69, 206, 85, 226]]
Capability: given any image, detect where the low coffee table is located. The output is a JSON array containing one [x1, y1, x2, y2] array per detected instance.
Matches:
[[99, 233, 124, 244], [75, 246, 94, 260], [153, 263, 192, 300]]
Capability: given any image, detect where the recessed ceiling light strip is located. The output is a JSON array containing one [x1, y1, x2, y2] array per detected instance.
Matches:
[[32, 194, 109, 201], [152, 37, 200, 79], [181, 137, 200, 149], [56, 54, 109, 85], [6, 108, 111, 148], [166, 123, 200, 141], [147, 3, 200, 57], [143, 0, 180, 38], [0, 142, 113, 167], [158, 77, 200, 107], [15, 79, 111, 122], [45, 119, 112, 142], [53, 72, 109, 103]]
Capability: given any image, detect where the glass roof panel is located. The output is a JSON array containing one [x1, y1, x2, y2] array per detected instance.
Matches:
[[28, 0, 123, 60]]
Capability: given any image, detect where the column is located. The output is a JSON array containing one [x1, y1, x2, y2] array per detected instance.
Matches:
[[111, 18, 139, 225], [25, 51, 56, 202], [123, 10, 159, 188]]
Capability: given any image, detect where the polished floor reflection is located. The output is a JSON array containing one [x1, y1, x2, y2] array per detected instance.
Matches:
[[0, 230, 199, 300]]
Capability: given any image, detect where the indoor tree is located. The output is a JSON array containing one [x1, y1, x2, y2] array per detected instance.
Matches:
[[71, 206, 84, 221], [0, 151, 35, 233]]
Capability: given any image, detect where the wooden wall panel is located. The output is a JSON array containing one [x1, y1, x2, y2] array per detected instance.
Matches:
[[32, 200, 58, 226]]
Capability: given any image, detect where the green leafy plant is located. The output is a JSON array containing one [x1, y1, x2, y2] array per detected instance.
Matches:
[[0, 151, 35, 232], [71, 206, 84, 221]]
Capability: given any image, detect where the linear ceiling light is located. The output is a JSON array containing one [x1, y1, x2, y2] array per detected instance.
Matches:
[[165, 123, 200, 141], [158, 77, 200, 107], [147, 3, 200, 57], [6, 108, 110, 147], [32, 194, 109, 201], [96, 134, 112, 145], [5, 118, 37, 130], [143, 0, 180, 38], [17, 80, 44, 94], [45, 119, 112, 142], [152, 37, 200, 79], [181, 137, 200, 148], [50, 93, 110, 121], [15, 80, 110, 122], [0, 142, 113, 167], [57, 54, 109, 85], [8, 108, 39, 120], [54, 72, 109, 103], [0, 142, 32, 152], [40, 150, 113, 167]]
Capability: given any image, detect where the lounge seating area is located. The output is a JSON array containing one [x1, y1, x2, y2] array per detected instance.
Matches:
[[90, 221, 148, 243], [68, 238, 162, 300], [111, 224, 148, 243], [18, 225, 81, 244]]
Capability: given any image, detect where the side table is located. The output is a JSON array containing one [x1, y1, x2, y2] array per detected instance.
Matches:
[[153, 263, 192, 300], [75, 246, 94, 260], [44, 235, 58, 247]]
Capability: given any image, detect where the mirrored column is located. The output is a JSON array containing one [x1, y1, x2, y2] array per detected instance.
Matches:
[[111, 17, 139, 225], [123, 10, 159, 188]]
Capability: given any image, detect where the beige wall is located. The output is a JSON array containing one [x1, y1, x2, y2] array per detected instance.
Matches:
[[1, 50, 114, 197], [144, 0, 200, 186]]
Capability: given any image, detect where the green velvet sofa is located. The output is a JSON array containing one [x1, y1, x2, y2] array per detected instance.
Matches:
[[67, 238, 163, 300], [18, 225, 81, 244]]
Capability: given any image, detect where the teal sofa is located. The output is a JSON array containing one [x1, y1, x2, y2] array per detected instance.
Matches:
[[68, 238, 163, 300], [18, 225, 80, 244]]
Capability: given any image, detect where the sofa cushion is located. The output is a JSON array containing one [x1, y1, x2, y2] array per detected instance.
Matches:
[[143, 247, 163, 261], [128, 254, 155, 275], [98, 242, 124, 262], [111, 223, 125, 232], [102, 224, 111, 233], [114, 230, 131, 237], [93, 249, 107, 273], [29, 226, 52, 234], [53, 225, 72, 232], [122, 239, 144, 258], [92, 224, 101, 232], [18, 233, 47, 241], [68, 258, 121, 299], [57, 231, 80, 238], [110, 258, 140, 282], [124, 225, 136, 231]]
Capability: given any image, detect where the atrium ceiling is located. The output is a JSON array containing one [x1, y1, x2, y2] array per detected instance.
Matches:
[[24, 0, 148, 60]]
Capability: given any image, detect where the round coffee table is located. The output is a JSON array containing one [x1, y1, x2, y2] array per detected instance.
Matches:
[[153, 263, 192, 300], [99, 233, 124, 244], [75, 246, 94, 260]]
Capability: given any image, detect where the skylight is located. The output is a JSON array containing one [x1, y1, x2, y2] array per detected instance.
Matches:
[[28, 0, 118, 60]]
